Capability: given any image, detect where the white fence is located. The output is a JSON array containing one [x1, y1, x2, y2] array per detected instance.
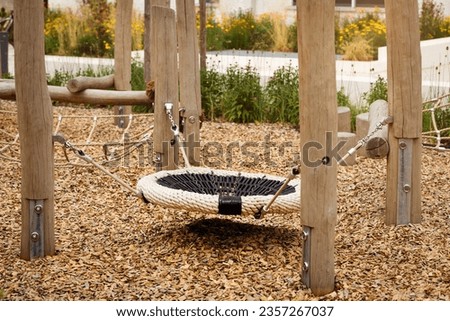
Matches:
[[5, 36, 450, 104]]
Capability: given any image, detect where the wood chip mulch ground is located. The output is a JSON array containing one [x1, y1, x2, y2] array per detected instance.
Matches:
[[0, 100, 449, 301]]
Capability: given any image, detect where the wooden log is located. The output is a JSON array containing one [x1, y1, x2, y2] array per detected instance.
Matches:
[[14, 0, 55, 260], [356, 112, 369, 157], [67, 74, 115, 93], [337, 106, 351, 132], [0, 81, 151, 105], [144, 0, 170, 83], [152, 6, 179, 170], [114, 0, 133, 128], [337, 132, 357, 166], [365, 99, 390, 159], [385, 0, 422, 225], [176, 0, 201, 166], [298, 0, 337, 296]]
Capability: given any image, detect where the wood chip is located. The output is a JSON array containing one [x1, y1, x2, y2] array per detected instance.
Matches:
[[0, 100, 449, 300]]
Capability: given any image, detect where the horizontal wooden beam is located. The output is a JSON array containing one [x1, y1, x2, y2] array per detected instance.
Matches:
[[0, 81, 151, 105], [66, 74, 115, 93]]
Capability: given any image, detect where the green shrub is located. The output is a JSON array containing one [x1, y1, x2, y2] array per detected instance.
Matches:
[[44, 8, 77, 56], [204, 13, 226, 51], [200, 66, 226, 120], [251, 14, 274, 51], [337, 87, 352, 108], [74, 34, 101, 57], [222, 10, 257, 50], [44, 1, 143, 57], [263, 65, 299, 125], [130, 59, 150, 113], [47, 69, 77, 86], [420, 0, 446, 40], [287, 22, 298, 52], [362, 75, 388, 106], [337, 87, 363, 132], [80, 0, 114, 57], [201, 64, 264, 123], [46, 65, 114, 86], [221, 10, 274, 51], [336, 9, 386, 60], [222, 64, 264, 123]]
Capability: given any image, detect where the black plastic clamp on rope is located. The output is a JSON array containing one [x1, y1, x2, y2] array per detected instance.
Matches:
[[218, 195, 242, 215]]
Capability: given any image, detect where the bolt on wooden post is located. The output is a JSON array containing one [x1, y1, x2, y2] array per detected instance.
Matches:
[[298, 0, 337, 295], [14, 0, 55, 260], [385, 0, 422, 225]]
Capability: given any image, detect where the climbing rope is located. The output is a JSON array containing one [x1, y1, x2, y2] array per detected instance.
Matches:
[[53, 133, 141, 197], [0, 107, 155, 166], [422, 94, 450, 150]]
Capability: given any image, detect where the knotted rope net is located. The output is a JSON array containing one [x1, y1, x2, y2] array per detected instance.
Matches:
[[0, 103, 154, 167], [422, 93, 450, 150]]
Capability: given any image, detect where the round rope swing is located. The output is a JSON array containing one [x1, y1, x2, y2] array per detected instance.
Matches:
[[136, 104, 300, 218], [137, 167, 300, 218], [54, 103, 391, 219]]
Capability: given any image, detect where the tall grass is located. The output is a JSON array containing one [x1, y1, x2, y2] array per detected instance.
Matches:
[[44, 4, 144, 57], [269, 13, 291, 52]]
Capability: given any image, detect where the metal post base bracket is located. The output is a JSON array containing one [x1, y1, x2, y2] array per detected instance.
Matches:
[[301, 226, 311, 288], [29, 199, 45, 259], [397, 139, 413, 225]]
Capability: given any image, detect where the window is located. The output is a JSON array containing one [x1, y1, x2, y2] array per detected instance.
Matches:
[[336, 0, 352, 6], [335, 0, 384, 7]]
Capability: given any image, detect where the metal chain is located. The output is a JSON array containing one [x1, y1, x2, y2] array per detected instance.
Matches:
[[164, 103, 191, 167], [338, 115, 393, 165], [258, 115, 393, 218], [165, 103, 176, 129], [358, 116, 393, 148]]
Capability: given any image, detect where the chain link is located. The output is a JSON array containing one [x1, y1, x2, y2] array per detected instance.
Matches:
[[165, 103, 179, 137], [357, 116, 393, 147], [164, 103, 190, 167]]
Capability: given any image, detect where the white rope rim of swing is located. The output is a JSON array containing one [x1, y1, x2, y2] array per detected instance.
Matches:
[[137, 167, 301, 216]]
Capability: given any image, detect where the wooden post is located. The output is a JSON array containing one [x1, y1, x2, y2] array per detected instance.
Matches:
[[298, 0, 337, 295], [114, 0, 133, 128], [152, 6, 179, 170], [176, 0, 201, 166], [144, 0, 170, 83], [385, 0, 422, 225], [14, 0, 55, 260], [199, 0, 207, 71], [365, 99, 390, 159]]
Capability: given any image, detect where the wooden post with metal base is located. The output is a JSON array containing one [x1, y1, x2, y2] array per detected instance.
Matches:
[[297, 0, 337, 296], [14, 0, 55, 260], [385, 0, 422, 225]]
